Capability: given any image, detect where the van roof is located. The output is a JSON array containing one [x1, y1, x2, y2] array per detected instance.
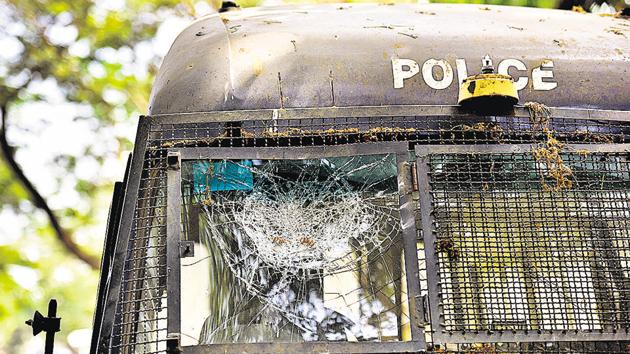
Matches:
[[148, 3, 630, 114]]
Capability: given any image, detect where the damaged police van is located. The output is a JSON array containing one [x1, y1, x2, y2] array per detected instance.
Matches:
[[90, 3, 630, 354]]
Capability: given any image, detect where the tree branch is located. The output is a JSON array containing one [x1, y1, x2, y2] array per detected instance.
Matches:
[[0, 104, 100, 269]]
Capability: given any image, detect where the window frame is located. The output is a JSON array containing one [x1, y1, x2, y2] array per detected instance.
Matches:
[[166, 141, 427, 353]]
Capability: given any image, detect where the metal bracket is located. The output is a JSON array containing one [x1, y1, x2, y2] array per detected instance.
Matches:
[[421, 294, 429, 324], [410, 163, 418, 192], [167, 151, 181, 170], [179, 241, 195, 258], [166, 333, 182, 354]]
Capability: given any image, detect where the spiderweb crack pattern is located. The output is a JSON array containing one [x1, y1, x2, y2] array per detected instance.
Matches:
[[197, 155, 403, 342]]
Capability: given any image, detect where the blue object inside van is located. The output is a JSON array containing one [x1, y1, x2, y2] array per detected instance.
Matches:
[[192, 160, 254, 193]]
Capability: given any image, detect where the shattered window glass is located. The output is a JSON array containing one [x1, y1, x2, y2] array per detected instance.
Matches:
[[179, 154, 411, 345]]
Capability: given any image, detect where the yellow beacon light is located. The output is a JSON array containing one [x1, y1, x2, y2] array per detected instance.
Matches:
[[458, 55, 519, 112]]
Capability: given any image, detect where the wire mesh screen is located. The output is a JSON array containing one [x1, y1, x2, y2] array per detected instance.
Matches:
[[110, 152, 169, 354], [419, 146, 630, 345], [110, 110, 630, 354], [151, 114, 629, 150]]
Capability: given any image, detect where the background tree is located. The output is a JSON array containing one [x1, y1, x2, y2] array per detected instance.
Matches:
[[0, 0, 197, 351]]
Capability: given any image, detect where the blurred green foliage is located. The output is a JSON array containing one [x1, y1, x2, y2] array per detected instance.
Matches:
[[0, 0, 192, 351]]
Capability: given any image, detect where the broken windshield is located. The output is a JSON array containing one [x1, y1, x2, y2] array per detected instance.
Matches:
[[178, 154, 411, 345]]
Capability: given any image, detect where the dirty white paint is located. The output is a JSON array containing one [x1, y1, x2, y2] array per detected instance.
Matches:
[[497, 59, 529, 91], [421, 59, 454, 90], [455, 59, 468, 85], [392, 58, 420, 89], [392, 57, 557, 91], [532, 59, 558, 91]]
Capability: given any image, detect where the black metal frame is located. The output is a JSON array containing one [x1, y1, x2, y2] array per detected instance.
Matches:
[[149, 105, 630, 124], [96, 119, 151, 353], [90, 169, 128, 353], [166, 141, 427, 353], [414, 143, 630, 345]]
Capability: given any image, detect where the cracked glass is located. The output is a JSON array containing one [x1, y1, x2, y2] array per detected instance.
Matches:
[[178, 154, 412, 345]]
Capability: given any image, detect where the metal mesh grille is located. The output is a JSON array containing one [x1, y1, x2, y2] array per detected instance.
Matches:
[[111, 152, 169, 354], [423, 148, 630, 341], [111, 111, 630, 353], [149, 115, 627, 150]]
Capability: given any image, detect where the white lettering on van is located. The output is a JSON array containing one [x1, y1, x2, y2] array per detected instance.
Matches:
[[392, 57, 557, 91], [498, 59, 528, 91], [455, 59, 468, 86], [392, 58, 420, 89], [532, 59, 558, 91], [422, 59, 454, 90]]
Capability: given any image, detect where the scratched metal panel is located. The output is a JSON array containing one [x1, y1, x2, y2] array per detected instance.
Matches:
[[148, 4, 630, 115]]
